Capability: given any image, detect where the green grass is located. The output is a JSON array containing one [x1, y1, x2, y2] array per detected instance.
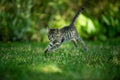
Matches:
[[0, 40, 120, 80]]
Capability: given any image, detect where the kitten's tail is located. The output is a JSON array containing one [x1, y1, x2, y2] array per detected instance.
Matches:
[[70, 7, 84, 26]]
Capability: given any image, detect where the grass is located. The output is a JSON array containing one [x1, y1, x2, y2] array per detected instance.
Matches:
[[0, 39, 120, 80]]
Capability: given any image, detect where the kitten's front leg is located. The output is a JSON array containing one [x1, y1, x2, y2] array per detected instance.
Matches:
[[44, 42, 53, 53], [72, 39, 78, 47], [44, 41, 62, 53]]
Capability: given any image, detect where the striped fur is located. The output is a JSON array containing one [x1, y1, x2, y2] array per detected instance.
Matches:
[[44, 7, 88, 53]]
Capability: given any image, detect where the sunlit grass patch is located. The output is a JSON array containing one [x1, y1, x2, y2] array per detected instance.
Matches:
[[31, 64, 62, 73]]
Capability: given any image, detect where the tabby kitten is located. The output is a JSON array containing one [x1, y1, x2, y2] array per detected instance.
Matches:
[[44, 7, 88, 53]]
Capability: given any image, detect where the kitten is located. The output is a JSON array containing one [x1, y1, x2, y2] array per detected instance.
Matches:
[[44, 7, 88, 53]]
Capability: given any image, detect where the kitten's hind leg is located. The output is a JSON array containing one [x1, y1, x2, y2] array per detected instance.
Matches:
[[72, 39, 78, 47], [77, 37, 88, 51]]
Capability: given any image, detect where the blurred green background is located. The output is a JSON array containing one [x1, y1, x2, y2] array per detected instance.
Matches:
[[0, 0, 120, 42], [0, 0, 120, 80]]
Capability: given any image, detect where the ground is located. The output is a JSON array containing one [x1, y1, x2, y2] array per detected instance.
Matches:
[[0, 39, 120, 80]]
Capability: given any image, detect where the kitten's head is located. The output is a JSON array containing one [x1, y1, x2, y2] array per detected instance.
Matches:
[[48, 29, 61, 41], [48, 29, 60, 34]]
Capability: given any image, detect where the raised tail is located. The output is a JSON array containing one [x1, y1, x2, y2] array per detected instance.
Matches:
[[70, 7, 84, 26]]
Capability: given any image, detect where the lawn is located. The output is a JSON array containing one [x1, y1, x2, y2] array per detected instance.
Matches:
[[0, 39, 120, 80]]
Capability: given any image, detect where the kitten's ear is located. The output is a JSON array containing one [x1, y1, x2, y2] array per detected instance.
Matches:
[[56, 29, 59, 32], [47, 28, 50, 32], [48, 28, 51, 33], [48, 28, 52, 32], [48, 28, 50, 30], [56, 29, 60, 33]]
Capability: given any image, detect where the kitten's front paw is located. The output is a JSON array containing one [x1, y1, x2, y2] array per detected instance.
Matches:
[[84, 47, 88, 51], [44, 49, 48, 53]]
